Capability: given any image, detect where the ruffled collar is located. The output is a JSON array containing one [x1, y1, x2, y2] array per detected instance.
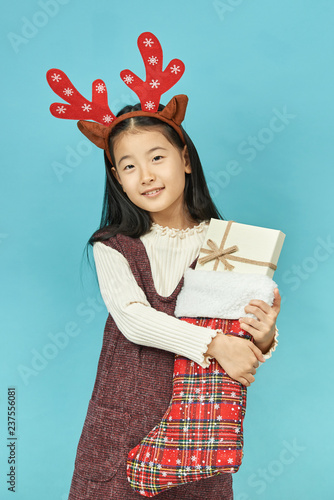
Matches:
[[150, 220, 208, 239]]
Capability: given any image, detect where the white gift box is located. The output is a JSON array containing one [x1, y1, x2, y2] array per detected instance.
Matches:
[[196, 219, 285, 279]]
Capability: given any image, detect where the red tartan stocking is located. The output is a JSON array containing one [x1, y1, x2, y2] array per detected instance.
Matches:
[[127, 318, 251, 497]]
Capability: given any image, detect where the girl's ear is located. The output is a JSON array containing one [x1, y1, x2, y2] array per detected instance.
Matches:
[[112, 167, 126, 192], [182, 146, 191, 174], [111, 166, 122, 184]]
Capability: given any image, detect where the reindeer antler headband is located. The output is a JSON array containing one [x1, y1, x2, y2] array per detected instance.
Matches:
[[46, 32, 187, 164]]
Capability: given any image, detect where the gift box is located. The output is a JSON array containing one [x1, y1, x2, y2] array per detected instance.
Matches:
[[175, 219, 285, 320], [196, 219, 285, 279]]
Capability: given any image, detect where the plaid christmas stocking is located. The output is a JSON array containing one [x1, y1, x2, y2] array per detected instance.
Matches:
[[126, 317, 251, 497], [127, 269, 277, 497]]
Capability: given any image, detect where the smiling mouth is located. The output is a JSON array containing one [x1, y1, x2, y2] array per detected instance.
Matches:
[[142, 188, 164, 196]]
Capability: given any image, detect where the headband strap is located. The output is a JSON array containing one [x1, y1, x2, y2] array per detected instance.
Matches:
[[77, 94, 188, 164]]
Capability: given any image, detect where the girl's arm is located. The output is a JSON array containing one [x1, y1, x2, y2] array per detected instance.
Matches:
[[93, 242, 274, 385], [93, 242, 218, 368]]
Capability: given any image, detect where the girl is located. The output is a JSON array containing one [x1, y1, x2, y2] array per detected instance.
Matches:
[[66, 104, 280, 499], [47, 32, 279, 499]]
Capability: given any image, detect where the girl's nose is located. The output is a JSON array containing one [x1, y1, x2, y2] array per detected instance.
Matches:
[[140, 166, 155, 184]]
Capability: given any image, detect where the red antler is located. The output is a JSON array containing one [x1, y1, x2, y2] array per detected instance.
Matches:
[[120, 32, 185, 113], [46, 69, 116, 125]]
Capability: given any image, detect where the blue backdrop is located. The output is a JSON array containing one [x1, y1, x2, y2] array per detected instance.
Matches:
[[1, 1, 333, 499]]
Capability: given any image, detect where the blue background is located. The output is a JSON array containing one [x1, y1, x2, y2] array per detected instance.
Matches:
[[1, 1, 333, 499]]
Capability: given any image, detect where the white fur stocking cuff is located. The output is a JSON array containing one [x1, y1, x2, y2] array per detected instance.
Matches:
[[175, 268, 277, 319]]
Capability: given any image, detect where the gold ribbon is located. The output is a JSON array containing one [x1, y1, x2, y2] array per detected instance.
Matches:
[[198, 220, 277, 272]]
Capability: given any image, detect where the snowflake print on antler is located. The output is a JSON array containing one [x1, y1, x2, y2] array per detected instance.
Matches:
[[63, 87, 74, 97], [170, 64, 181, 74], [149, 79, 160, 89], [95, 82, 106, 93], [103, 114, 113, 124], [82, 104, 92, 112], [123, 74, 134, 85], [145, 101, 155, 110], [56, 105, 66, 114], [120, 32, 185, 113], [51, 73, 62, 82], [148, 56, 159, 65], [46, 70, 116, 125], [143, 37, 154, 47]]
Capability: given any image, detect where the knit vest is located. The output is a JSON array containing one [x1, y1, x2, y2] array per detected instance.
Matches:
[[68, 234, 233, 500]]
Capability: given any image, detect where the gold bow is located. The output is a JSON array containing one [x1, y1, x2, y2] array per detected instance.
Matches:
[[198, 220, 277, 272]]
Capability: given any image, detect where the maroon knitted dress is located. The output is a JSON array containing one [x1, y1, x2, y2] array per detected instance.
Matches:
[[68, 234, 233, 499]]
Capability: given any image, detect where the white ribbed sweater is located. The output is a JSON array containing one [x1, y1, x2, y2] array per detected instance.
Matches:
[[93, 222, 277, 368]]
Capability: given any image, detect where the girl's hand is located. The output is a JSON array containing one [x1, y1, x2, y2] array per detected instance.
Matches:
[[206, 333, 265, 387], [239, 288, 281, 354]]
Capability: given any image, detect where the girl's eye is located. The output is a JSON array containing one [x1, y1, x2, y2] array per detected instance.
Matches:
[[152, 155, 163, 162], [124, 164, 135, 171]]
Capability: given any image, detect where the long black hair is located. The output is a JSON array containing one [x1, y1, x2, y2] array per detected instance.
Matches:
[[89, 102, 222, 244]]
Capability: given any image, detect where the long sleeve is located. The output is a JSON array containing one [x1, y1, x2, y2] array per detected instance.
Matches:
[[93, 241, 217, 368]]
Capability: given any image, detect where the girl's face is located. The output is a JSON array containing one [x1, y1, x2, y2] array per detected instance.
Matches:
[[112, 129, 192, 228]]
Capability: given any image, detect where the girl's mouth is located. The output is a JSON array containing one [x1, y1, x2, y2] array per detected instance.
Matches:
[[142, 188, 164, 197]]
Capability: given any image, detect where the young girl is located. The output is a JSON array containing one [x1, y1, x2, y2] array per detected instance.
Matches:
[[47, 32, 279, 499], [65, 103, 279, 499]]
